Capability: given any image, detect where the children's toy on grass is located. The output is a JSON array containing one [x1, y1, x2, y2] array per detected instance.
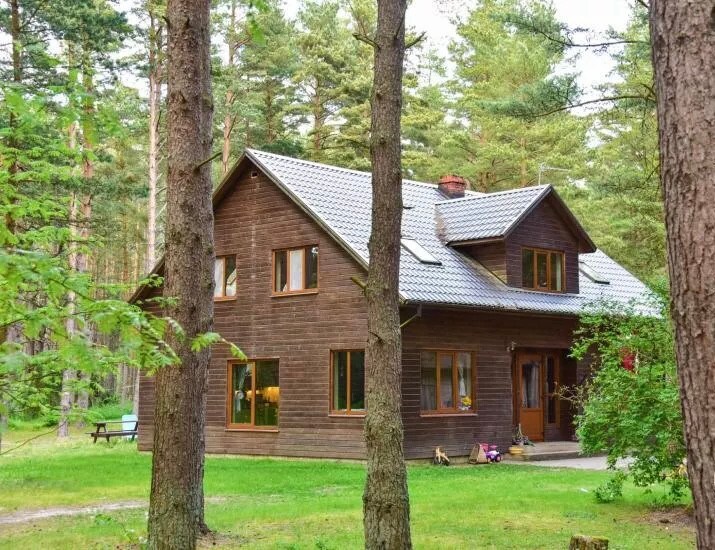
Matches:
[[433, 446, 450, 466], [469, 442, 502, 464]]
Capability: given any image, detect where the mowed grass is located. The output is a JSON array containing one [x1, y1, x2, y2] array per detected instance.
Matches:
[[0, 429, 695, 549]]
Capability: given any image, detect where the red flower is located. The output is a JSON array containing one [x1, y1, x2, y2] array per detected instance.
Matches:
[[620, 349, 636, 372]]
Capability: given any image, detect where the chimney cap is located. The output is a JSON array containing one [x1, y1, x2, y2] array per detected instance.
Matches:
[[439, 174, 466, 185], [438, 174, 467, 198]]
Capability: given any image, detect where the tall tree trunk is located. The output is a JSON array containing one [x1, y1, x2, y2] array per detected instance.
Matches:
[[2, 0, 23, 452], [362, 1, 412, 548], [132, 369, 140, 416], [75, 45, 95, 420], [312, 81, 322, 159], [146, 10, 164, 274], [147, 0, 214, 547], [650, 3, 715, 548], [58, 120, 80, 440], [221, 0, 238, 176]]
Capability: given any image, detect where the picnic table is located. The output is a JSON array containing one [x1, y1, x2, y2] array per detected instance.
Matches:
[[88, 419, 138, 443]]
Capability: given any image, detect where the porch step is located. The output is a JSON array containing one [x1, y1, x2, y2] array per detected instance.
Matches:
[[506, 441, 582, 462]]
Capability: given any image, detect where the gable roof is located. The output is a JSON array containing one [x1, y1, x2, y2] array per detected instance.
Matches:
[[132, 149, 654, 316], [435, 185, 597, 252], [244, 149, 652, 315]]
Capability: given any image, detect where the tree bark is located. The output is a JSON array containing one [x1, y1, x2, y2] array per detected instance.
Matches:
[[221, 0, 238, 176], [147, 0, 214, 547], [650, 3, 715, 548], [74, 44, 95, 421], [146, 8, 164, 273], [58, 120, 80, 440], [362, 1, 412, 548]]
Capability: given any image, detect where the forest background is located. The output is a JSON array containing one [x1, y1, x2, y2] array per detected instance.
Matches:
[[0, 0, 661, 428]]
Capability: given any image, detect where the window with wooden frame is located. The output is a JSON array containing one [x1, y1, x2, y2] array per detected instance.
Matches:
[[420, 351, 475, 414], [330, 350, 365, 415], [273, 245, 318, 294], [521, 248, 565, 292], [214, 255, 237, 299], [227, 359, 279, 429]]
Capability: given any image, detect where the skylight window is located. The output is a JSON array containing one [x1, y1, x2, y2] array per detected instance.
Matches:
[[579, 262, 609, 284], [401, 238, 441, 265]]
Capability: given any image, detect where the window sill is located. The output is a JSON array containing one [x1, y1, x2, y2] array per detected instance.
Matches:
[[225, 427, 279, 433], [271, 290, 319, 298], [420, 412, 478, 418], [214, 296, 237, 302], [328, 413, 366, 418]]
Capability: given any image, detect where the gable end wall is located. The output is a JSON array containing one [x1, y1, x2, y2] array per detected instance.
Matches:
[[505, 198, 580, 293]]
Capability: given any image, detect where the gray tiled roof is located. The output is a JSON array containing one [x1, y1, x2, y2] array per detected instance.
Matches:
[[247, 149, 654, 316], [435, 185, 550, 243]]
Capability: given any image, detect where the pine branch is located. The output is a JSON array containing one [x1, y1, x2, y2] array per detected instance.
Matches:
[[529, 95, 652, 118], [353, 33, 380, 50], [405, 32, 426, 50]]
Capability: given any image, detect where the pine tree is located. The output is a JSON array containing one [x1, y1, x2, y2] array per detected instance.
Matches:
[[650, 0, 715, 546], [147, 0, 214, 546]]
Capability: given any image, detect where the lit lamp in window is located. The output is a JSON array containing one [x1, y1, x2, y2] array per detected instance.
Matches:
[[263, 386, 280, 403]]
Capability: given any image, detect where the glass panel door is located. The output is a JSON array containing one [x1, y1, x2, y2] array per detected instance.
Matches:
[[517, 354, 544, 441]]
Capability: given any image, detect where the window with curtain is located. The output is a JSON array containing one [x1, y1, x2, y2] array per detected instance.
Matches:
[[273, 245, 319, 294], [228, 359, 279, 428], [521, 248, 565, 292], [420, 350, 475, 413], [214, 256, 237, 298], [521, 361, 540, 409], [331, 350, 365, 414]]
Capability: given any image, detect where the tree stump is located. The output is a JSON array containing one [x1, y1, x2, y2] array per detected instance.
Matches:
[[569, 535, 609, 549]]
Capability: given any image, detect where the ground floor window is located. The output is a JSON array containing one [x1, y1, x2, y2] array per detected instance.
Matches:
[[228, 359, 279, 428], [420, 350, 475, 413], [331, 350, 365, 414]]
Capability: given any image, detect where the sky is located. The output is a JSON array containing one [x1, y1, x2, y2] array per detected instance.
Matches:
[[282, 0, 633, 94], [113, 0, 634, 99]]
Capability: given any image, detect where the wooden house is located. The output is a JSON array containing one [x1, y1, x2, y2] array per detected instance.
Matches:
[[132, 150, 652, 459]]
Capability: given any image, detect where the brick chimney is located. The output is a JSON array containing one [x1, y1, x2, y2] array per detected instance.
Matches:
[[438, 174, 467, 199]]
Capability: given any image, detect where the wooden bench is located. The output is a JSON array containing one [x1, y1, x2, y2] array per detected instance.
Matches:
[[88, 420, 138, 443]]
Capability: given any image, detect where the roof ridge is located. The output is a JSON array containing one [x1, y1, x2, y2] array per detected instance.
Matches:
[[435, 184, 550, 206], [246, 148, 482, 195]]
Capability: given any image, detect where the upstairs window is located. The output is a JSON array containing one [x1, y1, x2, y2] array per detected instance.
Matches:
[[273, 245, 319, 294], [214, 256, 237, 298], [522, 248, 564, 292], [420, 350, 475, 414], [331, 350, 365, 415]]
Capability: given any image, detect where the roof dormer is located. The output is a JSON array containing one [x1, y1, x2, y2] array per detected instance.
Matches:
[[436, 185, 596, 294]]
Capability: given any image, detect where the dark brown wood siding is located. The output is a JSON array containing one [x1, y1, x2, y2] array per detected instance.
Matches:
[[401, 307, 578, 458], [505, 198, 581, 294], [138, 163, 583, 459], [138, 161, 369, 458], [466, 242, 506, 282]]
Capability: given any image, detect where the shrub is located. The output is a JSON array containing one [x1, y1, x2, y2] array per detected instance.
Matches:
[[570, 287, 686, 500]]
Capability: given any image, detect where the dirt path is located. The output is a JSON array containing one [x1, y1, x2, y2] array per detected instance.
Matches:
[[0, 500, 145, 525]]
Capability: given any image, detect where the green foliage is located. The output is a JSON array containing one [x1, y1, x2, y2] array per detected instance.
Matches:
[[437, 0, 588, 191], [594, 470, 626, 503], [571, 291, 686, 500], [581, 5, 664, 281]]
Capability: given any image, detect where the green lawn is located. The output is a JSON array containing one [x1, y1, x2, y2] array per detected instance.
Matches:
[[0, 429, 694, 549]]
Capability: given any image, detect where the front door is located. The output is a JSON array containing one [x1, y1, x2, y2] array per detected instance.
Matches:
[[517, 353, 544, 441]]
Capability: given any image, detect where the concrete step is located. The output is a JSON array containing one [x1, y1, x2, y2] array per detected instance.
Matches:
[[505, 442, 583, 462]]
